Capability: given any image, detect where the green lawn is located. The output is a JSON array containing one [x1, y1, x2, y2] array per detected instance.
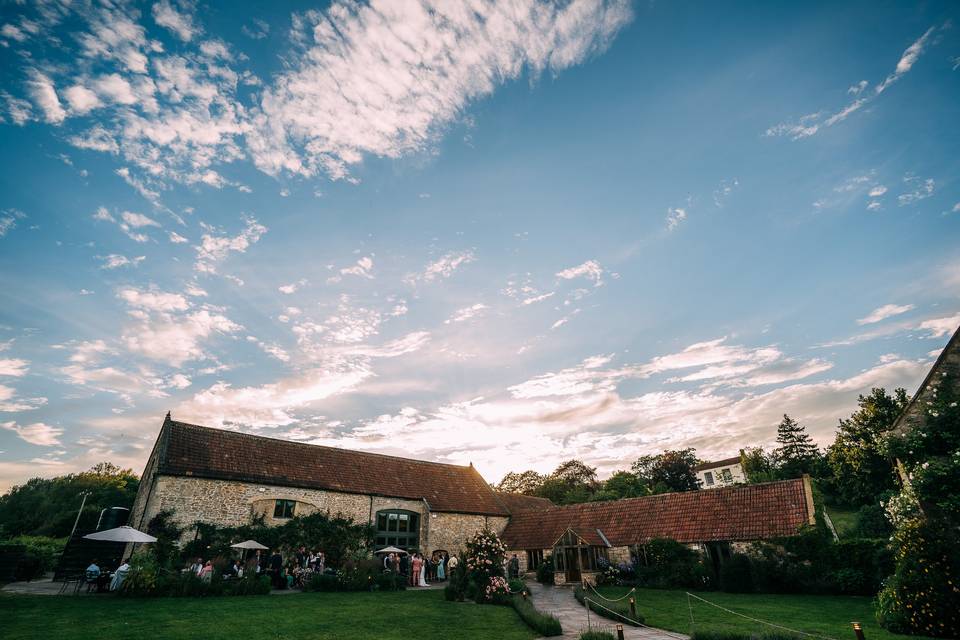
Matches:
[[0, 589, 537, 640], [592, 586, 934, 640], [824, 505, 859, 538]]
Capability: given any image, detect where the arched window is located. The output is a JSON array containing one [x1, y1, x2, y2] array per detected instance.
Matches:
[[374, 509, 420, 550]]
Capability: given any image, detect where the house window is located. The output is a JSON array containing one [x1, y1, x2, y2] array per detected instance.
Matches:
[[526, 549, 544, 570], [703, 471, 714, 486], [374, 510, 419, 550], [273, 499, 296, 519], [720, 468, 733, 483]]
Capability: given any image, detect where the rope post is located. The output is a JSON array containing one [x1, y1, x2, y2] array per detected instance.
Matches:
[[687, 592, 695, 634], [585, 597, 592, 630], [852, 622, 865, 640], [629, 595, 636, 620], [616, 624, 625, 640]]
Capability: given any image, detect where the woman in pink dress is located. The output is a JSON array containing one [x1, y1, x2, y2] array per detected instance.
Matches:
[[411, 554, 423, 587]]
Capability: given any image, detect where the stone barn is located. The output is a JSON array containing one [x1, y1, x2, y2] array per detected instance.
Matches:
[[131, 416, 816, 564]]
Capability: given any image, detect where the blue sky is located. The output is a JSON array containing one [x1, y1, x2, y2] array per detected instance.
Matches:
[[0, 0, 958, 491]]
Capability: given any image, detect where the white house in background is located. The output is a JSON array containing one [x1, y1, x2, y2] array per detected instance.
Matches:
[[694, 454, 746, 489]]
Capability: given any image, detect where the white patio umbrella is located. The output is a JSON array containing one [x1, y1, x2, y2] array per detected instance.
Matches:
[[230, 540, 269, 550], [83, 526, 157, 543], [375, 546, 408, 555]]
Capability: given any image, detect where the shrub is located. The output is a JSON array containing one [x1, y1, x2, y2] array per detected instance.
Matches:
[[511, 594, 563, 636], [444, 554, 469, 601], [719, 554, 754, 593], [3, 535, 65, 578], [632, 538, 713, 589], [304, 572, 342, 592], [119, 553, 270, 598], [483, 576, 513, 605], [508, 577, 527, 594], [536, 556, 555, 584], [851, 503, 892, 539], [574, 584, 644, 626]]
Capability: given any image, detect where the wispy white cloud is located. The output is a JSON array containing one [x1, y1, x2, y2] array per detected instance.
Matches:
[[898, 175, 935, 206], [195, 217, 267, 275], [556, 260, 604, 287], [666, 207, 687, 231], [857, 303, 915, 325], [1, 421, 62, 446], [766, 25, 939, 139], [152, 0, 199, 42], [445, 303, 488, 324], [407, 250, 476, 284], [246, 0, 633, 179], [97, 254, 145, 269]]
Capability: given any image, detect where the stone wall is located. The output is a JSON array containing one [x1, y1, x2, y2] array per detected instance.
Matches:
[[142, 473, 506, 554]]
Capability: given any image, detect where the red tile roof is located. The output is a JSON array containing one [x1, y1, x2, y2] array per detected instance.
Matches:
[[158, 419, 509, 516], [501, 478, 812, 549], [495, 492, 555, 513]]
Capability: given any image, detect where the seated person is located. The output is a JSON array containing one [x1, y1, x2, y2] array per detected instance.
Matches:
[[110, 560, 130, 591], [85, 560, 101, 592]]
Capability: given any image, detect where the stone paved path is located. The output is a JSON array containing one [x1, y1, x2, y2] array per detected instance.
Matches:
[[527, 582, 689, 640]]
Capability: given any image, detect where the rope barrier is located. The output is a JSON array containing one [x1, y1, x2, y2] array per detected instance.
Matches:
[[685, 592, 841, 640], [585, 596, 689, 639], [586, 582, 636, 602]]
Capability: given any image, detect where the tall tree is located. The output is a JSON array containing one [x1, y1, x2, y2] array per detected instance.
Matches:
[[631, 449, 699, 493], [0, 462, 139, 537], [494, 470, 545, 495], [531, 459, 599, 504], [740, 447, 776, 484], [773, 414, 819, 478], [826, 387, 908, 506]]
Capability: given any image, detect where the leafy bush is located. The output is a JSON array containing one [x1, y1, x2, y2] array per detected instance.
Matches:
[[574, 584, 644, 626], [444, 553, 469, 602], [851, 503, 892, 539], [632, 538, 713, 589], [304, 572, 342, 592], [508, 577, 527, 594], [511, 594, 562, 636], [483, 576, 513, 605], [3, 535, 65, 578], [719, 554, 754, 593], [301, 561, 405, 593], [536, 556, 555, 584], [119, 553, 269, 597]]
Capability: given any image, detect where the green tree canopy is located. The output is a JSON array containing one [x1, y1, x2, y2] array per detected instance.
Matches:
[[773, 414, 820, 478], [826, 387, 908, 506], [631, 449, 700, 493], [494, 470, 545, 495], [0, 462, 139, 538]]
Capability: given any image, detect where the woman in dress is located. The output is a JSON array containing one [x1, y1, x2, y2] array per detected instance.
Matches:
[[418, 553, 429, 587], [411, 554, 423, 587], [437, 553, 445, 581]]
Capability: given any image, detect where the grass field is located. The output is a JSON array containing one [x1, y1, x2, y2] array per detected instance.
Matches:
[[0, 589, 537, 640], [592, 586, 933, 640], [823, 505, 859, 538]]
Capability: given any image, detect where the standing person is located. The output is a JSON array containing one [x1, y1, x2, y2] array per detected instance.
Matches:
[[399, 552, 409, 578], [296, 546, 307, 569], [392, 553, 400, 574], [317, 550, 325, 574], [418, 553, 429, 587], [269, 549, 284, 589], [509, 554, 520, 579], [437, 553, 446, 581], [447, 554, 459, 578], [199, 561, 214, 583], [411, 554, 423, 587], [384, 552, 393, 571]]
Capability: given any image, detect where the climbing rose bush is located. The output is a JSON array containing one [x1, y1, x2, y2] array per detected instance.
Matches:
[[877, 372, 960, 638], [465, 529, 506, 590], [484, 575, 512, 604]]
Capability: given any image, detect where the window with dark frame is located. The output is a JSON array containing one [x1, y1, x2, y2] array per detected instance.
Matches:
[[704, 471, 714, 485], [273, 499, 296, 519], [374, 509, 419, 550]]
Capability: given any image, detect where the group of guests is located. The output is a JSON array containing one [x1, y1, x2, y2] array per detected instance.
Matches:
[[265, 546, 326, 589], [381, 550, 456, 587], [84, 559, 130, 592], [186, 546, 326, 590]]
